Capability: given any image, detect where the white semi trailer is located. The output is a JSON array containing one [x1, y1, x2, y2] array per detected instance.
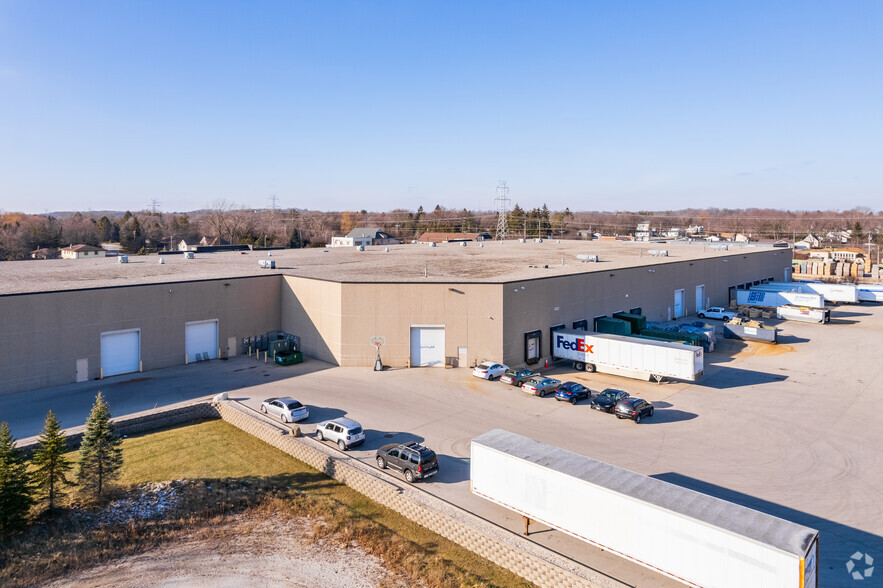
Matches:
[[736, 289, 825, 309], [753, 282, 857, 303], [551, 330, 703, 382], [471, 430, 819, 588], [857, 284, 883, 302], [776, 305, 831, 324]]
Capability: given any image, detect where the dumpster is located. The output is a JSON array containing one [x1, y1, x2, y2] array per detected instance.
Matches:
[[274, 350, 303, 366]]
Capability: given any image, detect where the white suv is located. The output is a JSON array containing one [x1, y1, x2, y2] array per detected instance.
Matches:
[[315, 417, 366, 451]]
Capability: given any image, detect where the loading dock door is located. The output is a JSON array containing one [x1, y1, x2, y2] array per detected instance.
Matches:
[[695, 285, 706, 313], [674, 289, 686, 319], [100, 329, 140, 377], [410, 326, 445, 367], [185, 319, 219, 363]]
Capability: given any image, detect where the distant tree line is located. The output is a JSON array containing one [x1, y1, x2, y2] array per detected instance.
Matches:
[[1, 203, 880, 261]]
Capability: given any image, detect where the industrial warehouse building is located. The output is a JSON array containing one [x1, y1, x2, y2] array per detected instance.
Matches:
[[0, 240, 792, 396]]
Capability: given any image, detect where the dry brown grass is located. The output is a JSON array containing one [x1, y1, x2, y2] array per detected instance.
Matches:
[[1, 420, 532, 588]]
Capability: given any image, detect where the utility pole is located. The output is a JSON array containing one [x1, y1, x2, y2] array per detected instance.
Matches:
[[494, 181, 510, 243]]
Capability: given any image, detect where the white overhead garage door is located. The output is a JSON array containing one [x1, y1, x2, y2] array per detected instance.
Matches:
[[674, 289, 686, 319], [410, 326, 445, 367], [100, 329, 140, 378], [185, 319, 219, 363]]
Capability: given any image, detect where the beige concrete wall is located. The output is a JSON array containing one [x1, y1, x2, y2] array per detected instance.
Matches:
[[0, 276, 283, 396], [280, 276, 342, 364], [336, 282, 504, 368], [502, 248, 790, 367]]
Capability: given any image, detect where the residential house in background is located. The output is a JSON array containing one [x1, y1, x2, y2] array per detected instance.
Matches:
[[60, 244, 105, 259], [634, 222, 656, 241], [800, 233, 822, 248], [331, 228, 399, 248]]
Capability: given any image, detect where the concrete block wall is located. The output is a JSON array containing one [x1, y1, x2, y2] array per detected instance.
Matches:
[[216, 400, 625, 588], [16, 400, 221, 455]]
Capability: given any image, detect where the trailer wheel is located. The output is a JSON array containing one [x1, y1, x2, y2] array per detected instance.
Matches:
[[573, 361, 585, 371], [585, 363, 596, 373]]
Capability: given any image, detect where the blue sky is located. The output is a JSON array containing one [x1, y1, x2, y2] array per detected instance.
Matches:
[[0, 1, 880, 214]]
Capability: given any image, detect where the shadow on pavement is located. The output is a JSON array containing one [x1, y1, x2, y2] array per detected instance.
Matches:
[[699, 366, 788, 389], [652, 472, 883, 588], [642, 409, 697, 424]]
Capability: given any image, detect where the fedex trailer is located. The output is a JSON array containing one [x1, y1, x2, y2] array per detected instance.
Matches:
[[552, 330, 703, 382], [471, 430, 819, 588], [737, 289, 825, 309]]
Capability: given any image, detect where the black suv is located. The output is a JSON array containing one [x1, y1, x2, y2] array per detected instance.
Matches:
[[376, 442, 439, 483], [615, 398, 654, 423]]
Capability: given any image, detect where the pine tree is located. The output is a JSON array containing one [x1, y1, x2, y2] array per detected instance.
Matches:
[[77, 393, 123, 498], [32, 411, 74, 510], [0, 422, 34, 536]]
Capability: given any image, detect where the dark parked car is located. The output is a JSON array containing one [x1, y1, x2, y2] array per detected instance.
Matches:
[[375, 442, 439, 483], [590, 388, 630, 413], [500, 368, 539, 386], [554, 381, 591, 404], [615, 398, 655, 423]]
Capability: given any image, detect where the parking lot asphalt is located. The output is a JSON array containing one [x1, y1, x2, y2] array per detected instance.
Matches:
[[4, 304, 882, 587]]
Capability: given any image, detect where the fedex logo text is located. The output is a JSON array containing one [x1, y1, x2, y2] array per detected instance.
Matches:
[[556, 335, 594, 354]]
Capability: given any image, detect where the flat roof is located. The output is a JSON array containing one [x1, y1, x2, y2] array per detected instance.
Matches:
[[0, 239, 786, 295], [473, 429, 818, 558]]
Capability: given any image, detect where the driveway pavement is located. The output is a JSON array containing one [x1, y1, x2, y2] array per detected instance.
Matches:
[[4, 304, 882, 587]]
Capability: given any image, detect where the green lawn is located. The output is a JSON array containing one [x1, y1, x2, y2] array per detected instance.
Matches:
[[105, 419, 533, 588]]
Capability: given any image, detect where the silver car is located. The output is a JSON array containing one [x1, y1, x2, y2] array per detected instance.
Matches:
[[260, 397, 309, 423], [316, 417, 366, 451], [521, 377, 562, 397]]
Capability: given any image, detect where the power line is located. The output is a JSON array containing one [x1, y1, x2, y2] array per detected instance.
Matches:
[[494, 181, 511, 242]]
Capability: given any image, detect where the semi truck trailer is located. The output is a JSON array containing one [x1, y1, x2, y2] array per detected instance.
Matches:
[[736, 289, 825, 309], [471, 430, 819, 588], [753, 282, 857, 303], [552, 330, 703, 382]]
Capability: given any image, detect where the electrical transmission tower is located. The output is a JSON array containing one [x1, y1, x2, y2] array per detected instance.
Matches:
[[268, 194, 279, 214], [149, 199, 161, 214], [494, 181, 510, 242]]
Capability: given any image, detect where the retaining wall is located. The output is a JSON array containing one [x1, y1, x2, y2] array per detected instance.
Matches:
[[16, 400, 221, 456], [19, 398, 623, 587], [216, 400, 624, 588]]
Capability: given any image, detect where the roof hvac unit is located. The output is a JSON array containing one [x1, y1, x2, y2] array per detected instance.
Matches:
[[535, 238, 543, 243], [519, 238, 526, 243], [117, 255, 128, 263], [259, 259, 275, 269], [460, 242, 467, 247], [430, 242, 437, 247], [184, 252, 195, 259], [648, 250, 669, 256], [356, 245, 365, 251], [158, 258, 165, 264], [576, 254, 599, 262]]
